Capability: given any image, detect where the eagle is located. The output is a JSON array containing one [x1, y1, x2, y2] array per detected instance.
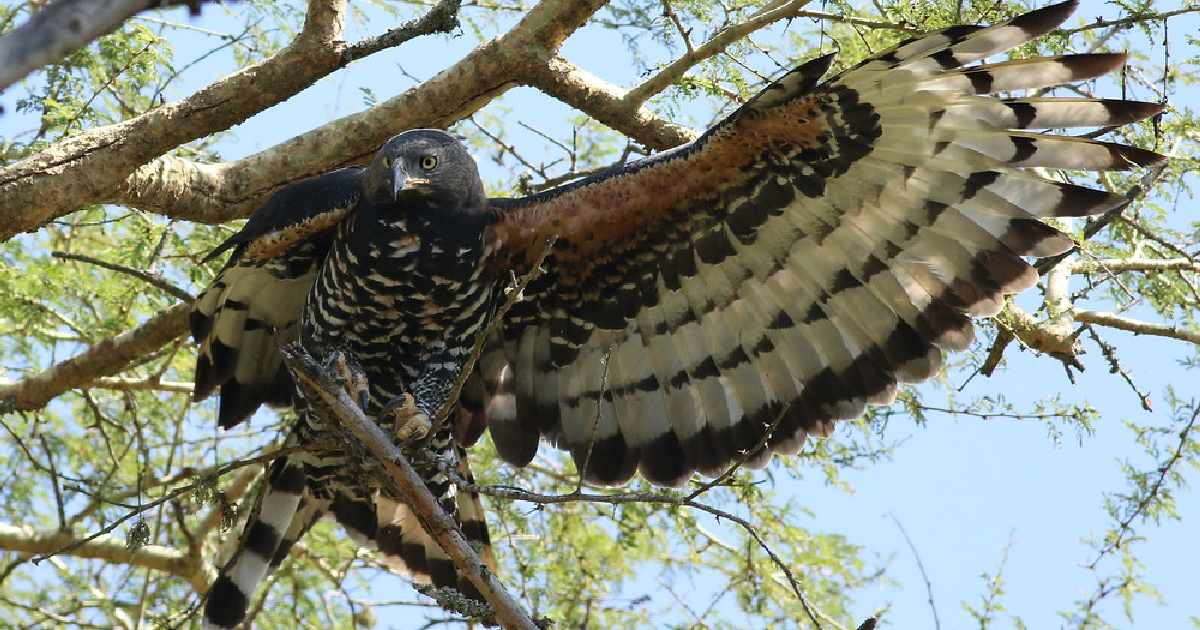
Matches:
[[190, 2, 1164, 626]]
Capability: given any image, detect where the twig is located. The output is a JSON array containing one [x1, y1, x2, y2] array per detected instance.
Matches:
[[685, 403, 791, 502], [51, 251, 194, 302], [627, 0, 812, 105], [1086, 403, 1200, 570], [1082, 325, 1153, 412], [659, 0, 694, 54], [1057, 6, 1200, 36], [1034, 162, 1168, 275], [465, 483, 825, 629], [887, 513, 940, 630], [425, 235, 556, 439], [279, 343, 543, 630], [916, 404, 1080, 422], [23, 447, 299, 566]]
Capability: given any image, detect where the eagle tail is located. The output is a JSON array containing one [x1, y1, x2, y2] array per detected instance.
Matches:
[[203, 455, 308, 629], [372, 446, 495, 600]]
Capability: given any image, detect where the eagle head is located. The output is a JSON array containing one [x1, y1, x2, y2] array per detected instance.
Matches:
[[364, 129, 490, 233]]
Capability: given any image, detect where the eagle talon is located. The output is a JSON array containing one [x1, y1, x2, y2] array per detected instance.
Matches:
[[322, 348, 370, 411], [383, 393, 431, 443]]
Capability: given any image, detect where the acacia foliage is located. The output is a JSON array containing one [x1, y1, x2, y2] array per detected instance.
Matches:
[[0, 1, 1197, 628]]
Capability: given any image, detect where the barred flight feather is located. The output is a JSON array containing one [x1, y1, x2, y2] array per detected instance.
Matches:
[[485, 0, 1165, 485]]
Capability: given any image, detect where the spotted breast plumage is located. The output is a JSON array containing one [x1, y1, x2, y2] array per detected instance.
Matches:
[[190, 2, 1165, 626]]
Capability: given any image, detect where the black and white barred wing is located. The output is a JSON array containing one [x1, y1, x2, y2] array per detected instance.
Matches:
[[191, 167, 363, 428], [481, 0, 1164, 486]]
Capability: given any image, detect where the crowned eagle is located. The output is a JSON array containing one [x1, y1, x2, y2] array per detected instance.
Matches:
[[190, 2, 1165, 626]]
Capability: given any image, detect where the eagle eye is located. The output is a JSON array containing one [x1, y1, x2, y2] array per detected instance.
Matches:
[[420, 155, 439, 171]]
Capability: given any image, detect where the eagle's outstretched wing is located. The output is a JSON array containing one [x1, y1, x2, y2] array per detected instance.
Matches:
[[192, 167, 363, 428], [479, 0, 1165, 485]]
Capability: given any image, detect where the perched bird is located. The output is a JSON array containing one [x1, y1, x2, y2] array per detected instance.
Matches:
[[191, 1, 1165, 626], [194, 131, 500, 628]]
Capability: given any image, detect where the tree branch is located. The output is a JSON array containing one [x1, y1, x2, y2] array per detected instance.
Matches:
[[626, 0, 812, 106], [992, 301, 1082, 369], [0, 303, 190, 411], [51, 251, 194, 302], [279, 343, 543, 630], [109, 0, 607, 224], [0, 0, 465, 240], [0, 0, 227, 92], [1071, 258, 1200, 274], [1057, 6, 1200, 36], [0, 522, 205, 591], [1073, 310, 1200, 346], [461, 481, 826, 628], [523, 54, 698, 150]]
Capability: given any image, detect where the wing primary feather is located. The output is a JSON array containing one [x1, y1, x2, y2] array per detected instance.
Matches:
[[483, 0, 1165, 487]]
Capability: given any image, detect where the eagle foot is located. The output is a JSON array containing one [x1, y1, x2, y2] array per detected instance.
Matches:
[[382, 393, 431, 443], [322, 348, 370, 411]]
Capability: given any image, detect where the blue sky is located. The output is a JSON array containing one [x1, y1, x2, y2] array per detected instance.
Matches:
[[3, 1, 1198, 628]]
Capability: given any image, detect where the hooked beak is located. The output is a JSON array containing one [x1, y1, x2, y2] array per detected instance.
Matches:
[[392, 164, 432, 200]]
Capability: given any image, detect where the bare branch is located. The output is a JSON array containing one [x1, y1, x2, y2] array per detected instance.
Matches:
[[51, 251, 194, 302], [0, 0, 227, 92], [1073, 310, 1200, 346], [342, 0, 462, 60], [462, 481, 826, 628], [0, 303, 190, 411], [1057, 6, 1200, 36], [1071, 258, 1200, 274], [524, 54, 698, 150], [888, 513, 940, 630], [627, 0, 814, 106], [85, 376, 194, 393], [0, 522, 205, 591]]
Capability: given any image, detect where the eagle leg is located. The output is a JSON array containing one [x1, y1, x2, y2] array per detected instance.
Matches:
[[381, 392, 432, 443], [321, 348, 370, 411]]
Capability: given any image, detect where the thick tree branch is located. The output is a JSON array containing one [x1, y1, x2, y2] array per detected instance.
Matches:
[[992, 301, 1082, 369], [112, 0, 608, 224], [0, 303, 189, 411], [0, 522, 205, 591], [0, 0, 226, 92], [279, 343, 542, 630], [0, 0, 464, 240]]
